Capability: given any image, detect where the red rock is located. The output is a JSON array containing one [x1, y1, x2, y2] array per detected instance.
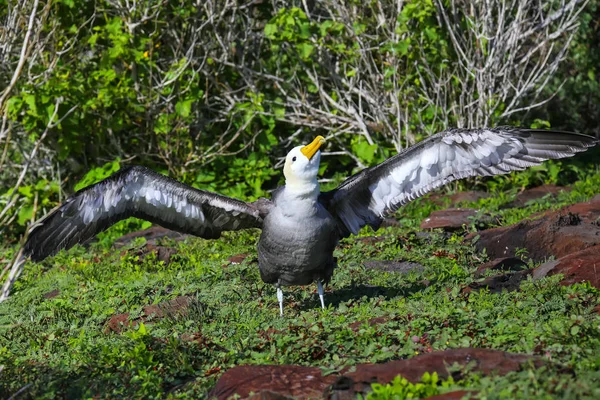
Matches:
[[354, 236, 388, 245], [228, 253, 250, 264], [105, 312, 132, 333], [467, 198, 600, 262], [429, 191, 490, 207], [104, 296, 195, 333], [475, 257, 527, 278], [508, 185, 570, 207], [533, 244, 600, 288], [43, 289, 60, 299], [425, 391, 476, 400], [421, 208, 487, 231], [143, 296, 193, 319], [348, 317, 388, 332], [210, 348, 544, 399], [380, 218, 401, 228], [467, 270, 531, 293], [113, 226, 190, 247], [364, 260, 423, 274], [333, 348, 544, 397], [137, 243, 177, 264], [248, 391, 293, 400], [449, 191, 490, 205], [210, 365, 336, 400]]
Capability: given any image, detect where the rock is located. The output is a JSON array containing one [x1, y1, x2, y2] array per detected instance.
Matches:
[[348, 317, 388, 332], [43, 289, 60, 299], [505, 185, 570, 208], [429, 191, 490, 207], [248, 391, 293, 400], [421, 208, 488, 231], [104, 296, 196, 333], [136, 243, 177, 265], [465, 270, 531, 293], [228, 253, 250, 264], [448, 191, 491, 205], [475, 257, 527, 278], [142, 296, 193, 319], [209, 365, 337, 400], [415, 231, 452, 241], [364, 260, 424, 274], [380, 218, 401, 228], [105, 312, 131, 334], [467, 198, 600, 262], [533, 244, 600, 288], [113, 226, 190, 247], [111, 226, 185, 265], [210, 348, 544, 400], [328, 348, 545, 398], [354, 236, 388, 245], [425, 391, 476, 400]]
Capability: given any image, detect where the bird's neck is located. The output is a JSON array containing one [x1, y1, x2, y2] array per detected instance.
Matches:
[[278, 179, 320, 211]]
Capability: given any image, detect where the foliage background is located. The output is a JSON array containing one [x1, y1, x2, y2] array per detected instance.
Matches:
[[0, 0, 599, 242]]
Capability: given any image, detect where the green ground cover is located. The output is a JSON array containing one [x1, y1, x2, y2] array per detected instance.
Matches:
[[1, 169, 600, 399]]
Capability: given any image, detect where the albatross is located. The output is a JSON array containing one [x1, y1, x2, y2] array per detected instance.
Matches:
[[21, 127, 597, 315]]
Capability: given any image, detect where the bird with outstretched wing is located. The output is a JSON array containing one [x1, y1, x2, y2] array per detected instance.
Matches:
[[7, 127, 596, 314]]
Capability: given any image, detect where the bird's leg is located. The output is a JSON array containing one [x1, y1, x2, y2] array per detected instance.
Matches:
[[317, 280, 325, 310], [276, 284, 284, 317]]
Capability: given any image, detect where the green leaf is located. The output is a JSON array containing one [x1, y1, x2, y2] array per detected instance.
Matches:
[[298, 23, 312, 39], [296, 43, 314, 60], [23, 94, 38, 116], [394, 39, 410, 56], [74, 160, 121, 191], [17, 205, 33, 225], [175, 98, 193, 118], [571, 325, 580, 336], [352, 139, 378, 164], [18, 185, 33, 198], [6, 96, 23, 117], [264, 23, 277, 39], [138, 322, 148, 335]]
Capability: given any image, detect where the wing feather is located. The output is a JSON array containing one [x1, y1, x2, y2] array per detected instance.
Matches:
[[24, 165, 268, 261], [321, 127, 597, 237]]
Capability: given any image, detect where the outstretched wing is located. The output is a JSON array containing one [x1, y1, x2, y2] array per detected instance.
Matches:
[[321, 127, 597, 236], [24, 165, 268, 261]]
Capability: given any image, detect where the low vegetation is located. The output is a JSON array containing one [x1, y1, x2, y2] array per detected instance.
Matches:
[[1, 168, 599, 399]]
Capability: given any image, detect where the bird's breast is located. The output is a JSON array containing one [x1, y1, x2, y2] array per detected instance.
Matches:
[[257, 204, 338, 285]]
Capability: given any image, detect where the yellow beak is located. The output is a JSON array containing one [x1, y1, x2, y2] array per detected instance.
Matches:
[[300, 136, 326, 160]]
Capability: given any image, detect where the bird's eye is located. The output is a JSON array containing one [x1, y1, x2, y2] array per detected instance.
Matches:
[[292, 156, 297, 162]]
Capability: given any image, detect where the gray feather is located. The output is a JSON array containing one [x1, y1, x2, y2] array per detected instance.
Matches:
[[24, 166, 266, 261], [321, 127, 597, 237]]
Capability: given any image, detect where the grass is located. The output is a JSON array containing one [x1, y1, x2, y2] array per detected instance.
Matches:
[[1, 170, 600, 399]]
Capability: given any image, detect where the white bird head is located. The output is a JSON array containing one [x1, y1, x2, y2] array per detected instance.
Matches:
[[283, 136, 326, 189]]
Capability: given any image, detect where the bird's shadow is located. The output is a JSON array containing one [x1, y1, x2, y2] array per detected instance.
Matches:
[[297, 280, 430, 311]]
